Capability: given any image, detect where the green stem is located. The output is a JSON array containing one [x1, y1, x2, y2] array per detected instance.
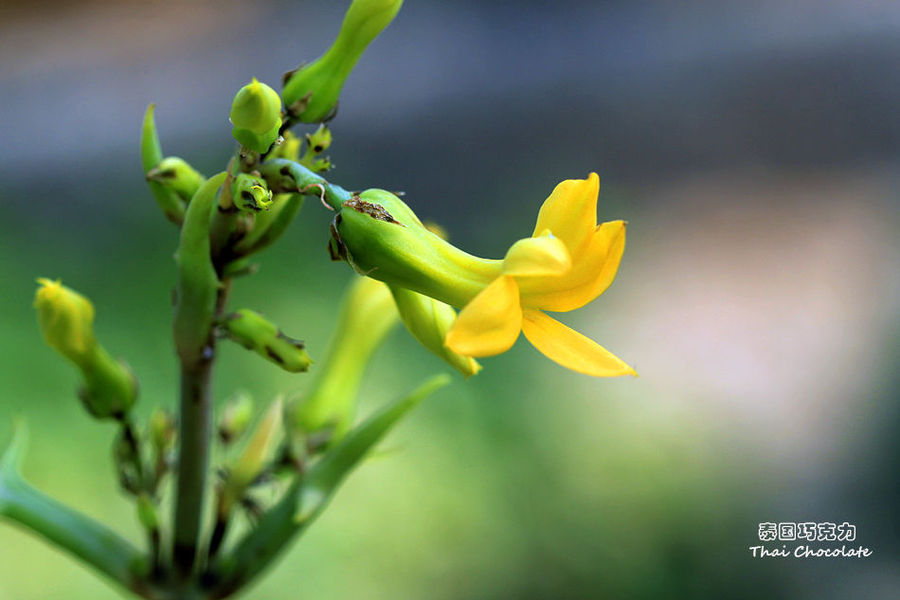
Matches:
[[0, 468, 147, 596], [172, 356, 213, 577], [257, 159, 352, 211]]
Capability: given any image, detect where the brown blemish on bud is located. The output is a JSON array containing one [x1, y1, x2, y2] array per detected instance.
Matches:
[[342, 197, 403, 225]]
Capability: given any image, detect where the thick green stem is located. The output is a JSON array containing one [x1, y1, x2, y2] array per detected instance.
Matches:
[[172, 357, 213, 577]]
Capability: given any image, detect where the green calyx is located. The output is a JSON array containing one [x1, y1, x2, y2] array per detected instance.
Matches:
[[231, 78, 283, 153], [331, 189, 501, 308], [282, 0, 403, 122]]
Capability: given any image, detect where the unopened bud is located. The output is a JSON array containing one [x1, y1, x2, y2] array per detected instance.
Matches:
[[145, 157, 205, 202], [282, 0, 403, 122], [149, 408, 176, 453], [230, 78, 283, 153], [288, 276, 397, 440], [221, 398, 283, 513], [219, 391, 254, 443], [35, 279, 137, 419], [222, 309, 311, 373], [136, 494, 159, 532]]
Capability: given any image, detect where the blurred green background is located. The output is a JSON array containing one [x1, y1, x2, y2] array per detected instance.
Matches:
[[1, 0, 898, 598]]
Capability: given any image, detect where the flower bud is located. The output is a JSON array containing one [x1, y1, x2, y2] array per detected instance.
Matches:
[[282, 0, 403, 122], [300, 125, 333, 172], [145, 157, 206, 203], [287, 276, 398, 440], [389, 286, 481, 377], [136, 494, 160, 532], [219, 391, 254, 443], [222, 309, 311, 373], [35, 279, 138, 419], [230, 78, 283, 153], [232, 174, 274, 212], [221, 398, 283, 513]]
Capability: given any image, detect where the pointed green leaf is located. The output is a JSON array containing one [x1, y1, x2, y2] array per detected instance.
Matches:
[[141, 104, 186, 224]]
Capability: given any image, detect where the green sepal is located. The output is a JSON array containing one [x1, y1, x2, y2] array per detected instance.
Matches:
[[173, 172, 227, 366], [141, 104, 186, 224]]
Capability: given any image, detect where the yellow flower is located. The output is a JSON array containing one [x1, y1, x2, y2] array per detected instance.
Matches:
[[443, 174, 635, 377]]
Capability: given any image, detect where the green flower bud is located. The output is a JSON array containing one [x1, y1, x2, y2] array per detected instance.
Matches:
[[136, 494, 160, 532], [331, 189, 500, 308], [221, 398, 283, 513], [145, 157, 206, 202], [282, 0, 404, 122], [35, 279, 138, 419], [389, 285, 481, 377], [149, 408, 176, 454], [232, 174, 274, 212], [299, 125, 333, 173], [230, 78, 283, 153], [288, 276, 398, 440], [219, 391, 254, 443], [222, 309, 311, 373]]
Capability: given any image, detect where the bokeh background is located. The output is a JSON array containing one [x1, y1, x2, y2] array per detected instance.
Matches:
[[1, 0, 898, 598]]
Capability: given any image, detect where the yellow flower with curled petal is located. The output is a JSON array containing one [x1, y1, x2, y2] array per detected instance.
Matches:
[[330, 174, 635, 377], [443, 174, 635, 377]]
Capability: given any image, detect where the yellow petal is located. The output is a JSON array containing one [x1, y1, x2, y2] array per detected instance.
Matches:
[[518, 220, 626, 312], [521, 309, 635, 377], [445, 276, 522, 357], [532, 173, 599, 252], [503, 230, 572, 277]]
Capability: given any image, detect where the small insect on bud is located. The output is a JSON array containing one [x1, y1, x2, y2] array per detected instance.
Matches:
[[230, 78, 283, 153], [145, 157, 206, 203], [34, 279, 138, 419], [222, 309, 311, 373], [232, 174, 274, 212], [219, 391, 254, 444], [282, 0, 404, 122]]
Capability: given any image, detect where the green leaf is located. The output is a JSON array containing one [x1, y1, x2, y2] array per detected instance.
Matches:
[[0, 422, 144, 592]]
